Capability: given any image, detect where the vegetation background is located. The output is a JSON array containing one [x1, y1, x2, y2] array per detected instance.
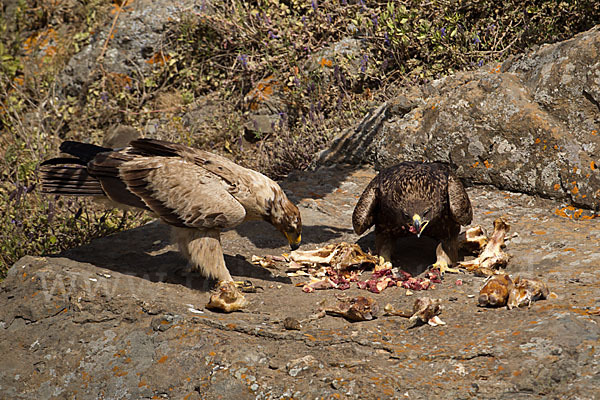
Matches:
[[1, 0, 599, 278]]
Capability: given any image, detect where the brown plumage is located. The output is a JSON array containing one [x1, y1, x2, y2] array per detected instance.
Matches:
[[40, 139, 302, 282], [352, 162, 472, 274]]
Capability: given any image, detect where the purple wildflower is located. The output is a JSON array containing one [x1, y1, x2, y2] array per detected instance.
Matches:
[[361, 54, 368, 73], [441, 27, 446, 37]]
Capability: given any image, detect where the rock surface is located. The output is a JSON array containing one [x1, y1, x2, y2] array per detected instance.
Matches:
[[59, 0, 206, 98], [2, 165, 599, 399], [320, 26, 600, 209]]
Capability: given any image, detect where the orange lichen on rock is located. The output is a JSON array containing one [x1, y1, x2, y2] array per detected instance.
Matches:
[[555, 205, 598, 220], [319, 58, 333, 67], [146, 51, 171, 65]]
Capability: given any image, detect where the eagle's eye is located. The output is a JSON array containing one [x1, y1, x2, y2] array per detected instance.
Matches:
[[423, 208, 431, 216]]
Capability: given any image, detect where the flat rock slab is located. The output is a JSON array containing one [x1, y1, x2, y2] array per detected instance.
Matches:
[[1, 166, 599, 399]]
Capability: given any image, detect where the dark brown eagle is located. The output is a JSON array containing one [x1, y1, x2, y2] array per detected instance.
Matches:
[[40, 139, 302, 283], [352, 162, 472, 275]]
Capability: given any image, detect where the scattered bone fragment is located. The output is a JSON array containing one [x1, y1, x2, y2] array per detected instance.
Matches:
[[289, 242, 379, 270], [323, 296, 379, 321], [473, 267, 496, 277], [302, 277, 338, 293], [251, 254, 287, 269], [479, 274, 550, 309], [459, 226, 488, 254], [205, 281, 248, 312], [459, 218, 510, 273], [383, 303, 412, 318], [283, 317, 302, 330], [384, 297, 445, 326], [507, 277, 549, 309], [409, 297, 445, 326], [478, 274, 513, 307]]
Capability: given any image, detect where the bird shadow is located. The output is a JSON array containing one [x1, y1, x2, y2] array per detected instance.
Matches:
[[356, 231, 438, 276], [60, 222, 290, 293]]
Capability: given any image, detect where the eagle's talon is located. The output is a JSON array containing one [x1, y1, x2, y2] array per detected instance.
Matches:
[[234, 280, 263, 293], [430, 261, 459, 278]]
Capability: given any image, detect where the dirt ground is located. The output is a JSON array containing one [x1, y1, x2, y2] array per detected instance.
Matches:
[[1, 165, 599, 399]]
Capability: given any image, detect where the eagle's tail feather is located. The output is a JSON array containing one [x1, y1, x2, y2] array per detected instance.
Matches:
[[40, 162, 105, 196]]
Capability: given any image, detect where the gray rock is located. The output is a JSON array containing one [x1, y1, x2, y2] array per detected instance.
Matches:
[[59, 0, 209, 98], [320, 26, 600, 209]]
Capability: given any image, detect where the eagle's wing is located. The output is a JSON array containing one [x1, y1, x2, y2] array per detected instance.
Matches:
[[447, 171, 472, 226], [352, 176, 379, 235], [90, 152, 246, 229], [129, 138, 251, 190]]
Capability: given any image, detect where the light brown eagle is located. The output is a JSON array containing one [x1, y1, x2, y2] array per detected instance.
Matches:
[[40, 139, 302, 283], [352, 162, 472, 275]]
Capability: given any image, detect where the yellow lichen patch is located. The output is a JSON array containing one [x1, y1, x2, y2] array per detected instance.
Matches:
[[491, 64, 502, 74], [245, 75, 278, 110], [157, 355, 168, 363], [554, 205, 599, 220], [23, 28, 57, 56], [81, 371, 91, 388], [303, 333, 317, 341], [146, 51, 171, 66], [319, 57, 333, 67], [106, 72, 132, 91]]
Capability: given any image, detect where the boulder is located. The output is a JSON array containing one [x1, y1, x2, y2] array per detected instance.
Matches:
[[320, 26, 600, 209], [59, 0, 209, 98]]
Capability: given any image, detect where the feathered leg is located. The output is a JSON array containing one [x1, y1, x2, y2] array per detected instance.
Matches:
[[171, 227, 233, 282], [375, 231, 395, 263], [432, 236, 460, 276]]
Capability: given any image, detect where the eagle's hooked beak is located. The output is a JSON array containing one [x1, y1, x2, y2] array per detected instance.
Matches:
[[412, 214, 430, 238], [285, 231, 302, 251]]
